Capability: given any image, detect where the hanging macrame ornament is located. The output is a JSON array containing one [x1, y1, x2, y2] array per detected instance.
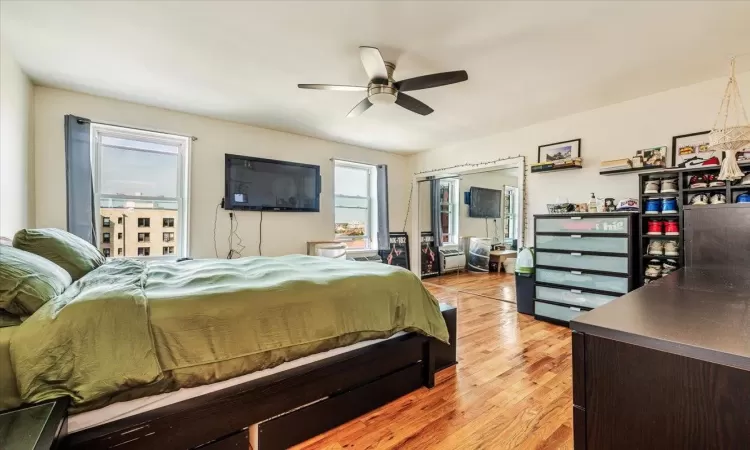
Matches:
[[709, 57, 750, 181]]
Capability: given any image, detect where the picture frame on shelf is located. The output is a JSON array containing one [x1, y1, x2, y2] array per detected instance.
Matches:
[[537, 138, 581, 164], [671, 131, 721, 168], [635, 146, 667, 168]]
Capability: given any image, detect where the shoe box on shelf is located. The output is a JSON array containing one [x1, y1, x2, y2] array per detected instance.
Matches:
[[533, 212, 639, 327], [637, 162, 750, 286]]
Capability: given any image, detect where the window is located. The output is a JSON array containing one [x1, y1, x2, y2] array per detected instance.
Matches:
[[102, 232, 111, 244], [163, 232, 174, 242], [117, 232, 123, 240], [137, 247, 150, 256], [439, 179, 459, 245], [503, 186, 519, 243], [117, 248, 123, 256], [334, 161, 378, 249], [103, 216, 111, 227], [92, 124, 190, 258], [103, 248, 111, 257], [163, 246, 174, 255]]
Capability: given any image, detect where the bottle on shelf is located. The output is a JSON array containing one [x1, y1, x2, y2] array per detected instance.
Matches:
[[589, 193, 598, 213]]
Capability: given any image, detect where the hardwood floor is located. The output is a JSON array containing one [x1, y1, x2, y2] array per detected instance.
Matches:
[[292, 276, 574, 450], [424, 271, 517, 303]]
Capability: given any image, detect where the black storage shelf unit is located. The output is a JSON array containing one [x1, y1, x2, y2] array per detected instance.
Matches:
[[533, 212, 639, 327], [637, 163, 750, 286]]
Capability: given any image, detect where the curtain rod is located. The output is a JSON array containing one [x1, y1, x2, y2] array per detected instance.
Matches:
[[78, 118, 197, 141]]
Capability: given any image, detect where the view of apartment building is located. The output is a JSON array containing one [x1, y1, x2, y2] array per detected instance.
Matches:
[[100, 207, 178, 258]]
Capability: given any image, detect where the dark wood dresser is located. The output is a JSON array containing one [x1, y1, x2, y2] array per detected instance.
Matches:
[[570, 267, 750, 449]]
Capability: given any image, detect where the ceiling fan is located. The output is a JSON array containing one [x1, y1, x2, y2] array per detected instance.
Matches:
[[298, 46, 468, 117]]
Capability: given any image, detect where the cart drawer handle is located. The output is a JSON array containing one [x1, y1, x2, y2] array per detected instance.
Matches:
[[570, 252, 582, 256], [571, 289, 582, 294], [571, 235, 582, 239], [570, 217, 582, 220], [571, 270, 582, 275], [570, 307, 582, 312]]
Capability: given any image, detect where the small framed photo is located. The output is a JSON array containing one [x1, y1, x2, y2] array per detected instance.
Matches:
[[538, 139, 581, 164], [635, 146, 667, 168], [671, 131, 721, 168]]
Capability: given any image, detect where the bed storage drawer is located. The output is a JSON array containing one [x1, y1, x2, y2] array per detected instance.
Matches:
[[536, 216, 629, 234], [537, 251, 628, 274], [536, 235, 628, 253], [534, 301, 588, 323], [535, 285, 618, 308], [536, 268, 629, 294]]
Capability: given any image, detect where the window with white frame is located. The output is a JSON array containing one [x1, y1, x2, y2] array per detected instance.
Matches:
[[503, 185, 519, 243], [91, 124, 190, 258], [439, 179, 459, 245], [334, 160, 379, 249]]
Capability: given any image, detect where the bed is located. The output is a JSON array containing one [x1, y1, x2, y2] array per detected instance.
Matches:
[[2, 247, 450, 449]]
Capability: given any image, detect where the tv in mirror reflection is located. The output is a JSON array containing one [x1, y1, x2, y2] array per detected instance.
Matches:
[[468, 186, 502, 218]]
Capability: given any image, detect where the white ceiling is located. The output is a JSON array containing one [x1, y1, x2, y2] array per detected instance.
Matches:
[[2, 1, 749, 153]]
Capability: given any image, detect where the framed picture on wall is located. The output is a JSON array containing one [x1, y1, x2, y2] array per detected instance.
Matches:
[[537, 139, 581, 163], [671, 131, 721, 168]]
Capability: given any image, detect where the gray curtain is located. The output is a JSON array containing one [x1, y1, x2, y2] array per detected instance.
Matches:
[[430, 179, 441, 247], [65, 115, 95, 243], [376, 164, 389, 250]]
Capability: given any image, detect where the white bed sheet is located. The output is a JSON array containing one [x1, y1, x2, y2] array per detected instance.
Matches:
[[68, 332, 406, 433]]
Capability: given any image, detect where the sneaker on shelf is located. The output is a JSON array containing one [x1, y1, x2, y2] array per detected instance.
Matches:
[[690, 193, 709, 205], [646, 219, 663, 235], [741, 172, 750, 186], [705, 173, 726, 188], [664, 220, 679, 235], [643, 179, 661, 194], [664, 240, 680, 256], [709, 193, 727, 205], [737, 192, 750, 204], [644, 198, 662, 214], [647, 240, 664, 256], [644, 277, 657, 285], [663, 259, 679, 272], [689, 175, 708, 188], [661, 197, 678, 214], [660, 178, 678, 193], [645, 260, 662, 278], [702, 156, 721, 166]]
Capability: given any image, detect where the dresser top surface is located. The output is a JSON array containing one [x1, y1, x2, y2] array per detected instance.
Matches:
[[571, 267, 750, 371]]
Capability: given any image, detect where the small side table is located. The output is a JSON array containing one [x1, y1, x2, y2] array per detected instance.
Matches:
[[0, 398, 68, 450]]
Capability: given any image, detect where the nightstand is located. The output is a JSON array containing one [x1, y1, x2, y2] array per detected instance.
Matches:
[[0, 398, 68, 450]]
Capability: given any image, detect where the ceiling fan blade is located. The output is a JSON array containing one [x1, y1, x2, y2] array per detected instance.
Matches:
[[347, 97, 373, 118], [395, 70, 468, 92], [395, 93, 434, 116], [359, 46, 388, 81], [298, 84, 367, 91]]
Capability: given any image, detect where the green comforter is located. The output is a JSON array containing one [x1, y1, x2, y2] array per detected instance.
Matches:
[[10, 256, 448, 412]]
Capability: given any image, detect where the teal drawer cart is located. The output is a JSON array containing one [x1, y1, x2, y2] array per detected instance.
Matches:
[[533, 212, 639, 326]]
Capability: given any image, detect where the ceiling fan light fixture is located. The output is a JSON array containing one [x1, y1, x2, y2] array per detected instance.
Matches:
[[368, 84, 397, 105]]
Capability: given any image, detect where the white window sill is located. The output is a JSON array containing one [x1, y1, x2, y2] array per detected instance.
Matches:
[[345, 248, 378, 255]]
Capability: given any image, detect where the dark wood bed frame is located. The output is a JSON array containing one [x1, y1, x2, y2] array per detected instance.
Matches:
[[63, 305, 457, 450]]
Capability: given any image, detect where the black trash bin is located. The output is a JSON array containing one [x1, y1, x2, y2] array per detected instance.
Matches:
[[515, 273, 535, 315]]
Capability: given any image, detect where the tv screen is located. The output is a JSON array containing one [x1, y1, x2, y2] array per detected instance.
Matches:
[[469, 186, 502, 218], [224, 154, 321, 212]]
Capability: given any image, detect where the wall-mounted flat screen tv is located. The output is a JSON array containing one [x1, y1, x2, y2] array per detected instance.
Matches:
[[469, 186, 502, 218], [224, 154, 321, 212]]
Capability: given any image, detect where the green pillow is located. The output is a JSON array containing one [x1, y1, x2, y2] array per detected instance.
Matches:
[[0, 246, 72, 316], [13, 228, 105, 281]]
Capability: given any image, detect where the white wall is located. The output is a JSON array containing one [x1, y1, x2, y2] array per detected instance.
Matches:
[[0, 40, 34, 237], [459, 170, 517, 239], [410, 72, 750, 238], [33, 87, 410, 258]]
